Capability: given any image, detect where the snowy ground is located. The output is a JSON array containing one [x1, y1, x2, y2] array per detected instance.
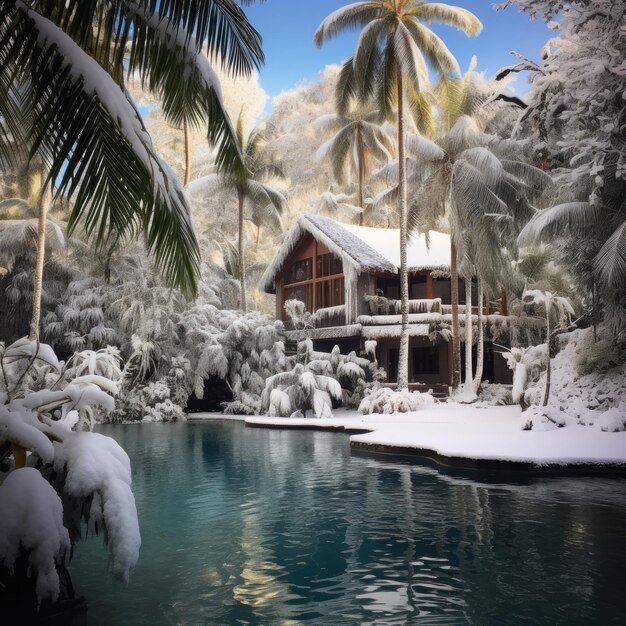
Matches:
[[190, 405, 626, 469]]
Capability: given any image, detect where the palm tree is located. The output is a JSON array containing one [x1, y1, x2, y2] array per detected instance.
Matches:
[[315, 0, 482, 389], [398, 67, 551, 393], [315, 104, 393, 224], [187, 113, 287, 312], [0, 0, 265, 313]]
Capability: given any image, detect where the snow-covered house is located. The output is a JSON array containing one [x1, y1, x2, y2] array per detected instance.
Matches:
[[261, 214, 515, 392]]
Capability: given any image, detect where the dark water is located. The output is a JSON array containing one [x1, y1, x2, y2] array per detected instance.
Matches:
[[69, 422, 626, 625]]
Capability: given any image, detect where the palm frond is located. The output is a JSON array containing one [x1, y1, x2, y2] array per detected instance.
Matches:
[[4, 7, 200, 296], [517, 202, 601, 248], [412, 3, 483, 36], [314, 1, 382, 47], [594, 221, 626, 288]]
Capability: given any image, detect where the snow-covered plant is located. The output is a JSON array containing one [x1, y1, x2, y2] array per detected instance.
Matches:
[[0, 338, 139, 604], [522, 289, 574, 406], [502, 344, 548, 407], [261, 363, 343, 418], [297, 340, 383, 409], [284, 299, 314, 334], [359, 386, 436, 415]]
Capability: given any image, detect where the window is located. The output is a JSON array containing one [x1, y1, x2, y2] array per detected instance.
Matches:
[[316, 276, 345, 309], [284, 283, 313, 311], [412, 347, 440, 376], [285, 258, 312, 285], [377, 277, 400, 300], [316, 253, 342, 278], [410, 274, 427, 299]]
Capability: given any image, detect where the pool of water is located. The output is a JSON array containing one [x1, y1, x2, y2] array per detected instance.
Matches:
[[69, 422, 626, 625]]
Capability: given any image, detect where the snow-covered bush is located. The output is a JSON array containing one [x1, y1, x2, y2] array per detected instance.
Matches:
[[261, 363, 343, 418], [475, 383, 514, 407], [359, 386, 436, 415], [0, 338, 140, 604], [517, 329, 626, 430], [297, 340, 384, 409]]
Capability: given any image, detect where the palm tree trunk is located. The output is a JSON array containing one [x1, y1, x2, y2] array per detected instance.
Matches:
[[29, 182, 51, 342], [183, 119, 191, 187], [450, 241, 461, 389], [397, 72, 409, 391], [542, 307, 551, 406], [357, 128, 365, 226], [238, 189, 247, 313], [473, 276, 484, 390], [464, 274, 473, 386]]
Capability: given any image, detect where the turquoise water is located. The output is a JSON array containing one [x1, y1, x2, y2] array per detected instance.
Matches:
[[69, 422, 626, 625]]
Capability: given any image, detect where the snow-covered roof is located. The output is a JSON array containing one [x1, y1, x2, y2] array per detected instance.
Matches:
[[260, 214, 451, 294]]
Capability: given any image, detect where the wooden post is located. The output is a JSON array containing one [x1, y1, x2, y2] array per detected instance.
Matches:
[[426, 273, 433, 299]]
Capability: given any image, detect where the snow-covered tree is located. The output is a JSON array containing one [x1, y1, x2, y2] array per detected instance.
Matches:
[[315, 0, 482, 391], [500, 0, 626, 342], [0, 338, 139, 606]]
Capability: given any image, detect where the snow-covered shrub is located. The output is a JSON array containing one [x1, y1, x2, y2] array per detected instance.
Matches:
[[518, 329, 626, 430], [297, 340, 384, 410], [261, 363, 342, 418], [475, 383, 514, 407], [359, 386, 436, 415], [111, 381, 184, 423], [0, 338, 140, 604], [503, 344, 548, 406]]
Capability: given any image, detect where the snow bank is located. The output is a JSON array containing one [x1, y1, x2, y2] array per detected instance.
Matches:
[[0, 468, 70, 603], [519, 329, 626, 430]]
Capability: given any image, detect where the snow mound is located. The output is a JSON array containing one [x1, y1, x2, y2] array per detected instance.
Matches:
[[520, 329, 626, 430], [0, 468, 70, 603]]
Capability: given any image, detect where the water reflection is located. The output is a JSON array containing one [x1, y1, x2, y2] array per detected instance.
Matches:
[[69, 422, 626, 625]]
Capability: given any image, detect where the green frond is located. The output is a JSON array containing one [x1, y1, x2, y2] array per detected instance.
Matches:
[[594, 221, 626, 289], [4, 6, 200, 297], [407, 87, 435, 136], [517, 202, 601, 248], [402, 20, 459, 77], [352, 17, 386, 103]]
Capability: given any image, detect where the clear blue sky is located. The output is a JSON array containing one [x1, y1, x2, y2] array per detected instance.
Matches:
[[244, 0, 553, 103]]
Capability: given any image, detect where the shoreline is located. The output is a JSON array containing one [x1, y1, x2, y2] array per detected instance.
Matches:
[[187, 407, 626, 476]]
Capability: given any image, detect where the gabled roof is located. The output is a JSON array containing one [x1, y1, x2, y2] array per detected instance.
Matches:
[[260, 214, 451, 294]]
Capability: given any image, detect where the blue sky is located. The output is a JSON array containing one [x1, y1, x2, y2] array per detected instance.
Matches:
[[244, 0, 554, 103]]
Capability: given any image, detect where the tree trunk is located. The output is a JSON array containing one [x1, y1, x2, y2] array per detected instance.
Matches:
[[29, 183, 51, 342], [542, 307, 551, 406], [473, 277, 484, 390], [183, 118, 191, 187], [396, 73, 410, 391], [238, 189, 247, 313], [464, 274, 473, 386], [357, 127, 365, 226], [450, 241, 461, 389]]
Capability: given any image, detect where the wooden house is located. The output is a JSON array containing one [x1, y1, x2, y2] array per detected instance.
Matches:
[[261, 214, 532, 394]]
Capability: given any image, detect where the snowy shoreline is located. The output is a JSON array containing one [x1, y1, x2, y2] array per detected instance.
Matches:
[[188, 405, 626, 473]]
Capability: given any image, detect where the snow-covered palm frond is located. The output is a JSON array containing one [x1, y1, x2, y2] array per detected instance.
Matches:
[[459, 147, 504, 187], [185, 173, 228, 196], [412, 3, 483, 36], [403, 20, 459, 76], [594, 221, 626, 289], [517, 203, 601, 248], [445, 115, 482, 154], [405, 133, 445, 161], [314, 2, 383, 47]]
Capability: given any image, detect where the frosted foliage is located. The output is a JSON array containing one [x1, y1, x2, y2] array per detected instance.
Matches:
[[53, 432, 140, 582], [359, 387, 436, 415], [0, 468, 70, 603], [514, 330, 626, 430], [0, 340, 139, 600], [262, 363, 342, 418]]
